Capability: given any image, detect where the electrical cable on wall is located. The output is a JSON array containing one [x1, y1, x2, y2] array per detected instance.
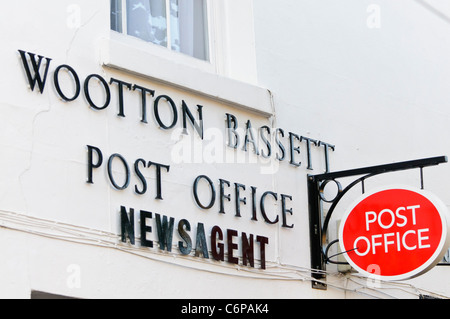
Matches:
[[0, 210, 446, 299]]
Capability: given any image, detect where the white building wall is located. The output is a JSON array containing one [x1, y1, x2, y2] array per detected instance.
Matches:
[[253, 0, 450, 298], [0, 0, 448, 299]]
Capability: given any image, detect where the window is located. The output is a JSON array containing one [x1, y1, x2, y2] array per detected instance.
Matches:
[[442, 248, 450, 264], [31, 291, 78, 299], [110, 0, 209, 61]]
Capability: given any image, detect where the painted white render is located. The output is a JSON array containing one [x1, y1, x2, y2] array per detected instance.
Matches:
[[0, 0, 449, 299]]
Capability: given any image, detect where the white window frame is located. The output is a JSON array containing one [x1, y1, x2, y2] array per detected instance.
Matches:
[[103, 0, 269, 116]]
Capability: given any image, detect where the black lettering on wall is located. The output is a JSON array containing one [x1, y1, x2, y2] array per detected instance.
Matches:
[[155, 214, 175, 252], [110, 78, 132, 117], [18, 50, 52, 94], [84, 74, 111, 110], [140, 210, 153, 248], [120, 206, 135, 245], [182, 101, 204, 139], [154, 95, 178, 129], [195, 223, 209, 258], [107, 153, 131, 190], [86, 145, 103, 184], [178, 219, 193, 255], [54, 64, 81, 102], [211, 226, 224, 261]]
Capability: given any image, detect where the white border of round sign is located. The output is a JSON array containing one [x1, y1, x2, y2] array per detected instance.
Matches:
[[338, 185, 450, 281]]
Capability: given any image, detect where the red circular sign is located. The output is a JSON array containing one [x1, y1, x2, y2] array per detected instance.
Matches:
[[339, 186, 450, 281]]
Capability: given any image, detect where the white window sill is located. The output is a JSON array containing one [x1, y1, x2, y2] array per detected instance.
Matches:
[[99, 33, 273, 117]]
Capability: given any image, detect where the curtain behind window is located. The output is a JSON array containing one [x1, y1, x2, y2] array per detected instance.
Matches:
[[111, 0, 123, 33], [122, 0, 209, 61], [170, 0, 208, 61], [127, 0, 167, 47]]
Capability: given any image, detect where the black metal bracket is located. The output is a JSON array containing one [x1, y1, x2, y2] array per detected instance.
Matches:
[[307, 156, 448, 290]]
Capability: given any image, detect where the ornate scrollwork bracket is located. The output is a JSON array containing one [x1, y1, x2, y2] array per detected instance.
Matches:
[[307, 156, 448, 290]]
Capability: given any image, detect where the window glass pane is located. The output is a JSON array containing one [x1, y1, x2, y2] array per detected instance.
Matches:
[[443, 249, 450, 263], [111, 0, 123, 32], [170, 0, 209, 61], [127, 0, 167, 47]]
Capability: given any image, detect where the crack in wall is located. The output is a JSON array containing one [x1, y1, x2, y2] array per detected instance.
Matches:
[[66, 10, 101, 61]]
